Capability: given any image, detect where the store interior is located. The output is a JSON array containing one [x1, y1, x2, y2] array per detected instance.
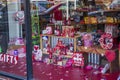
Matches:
[[0, 0, 120, 80]]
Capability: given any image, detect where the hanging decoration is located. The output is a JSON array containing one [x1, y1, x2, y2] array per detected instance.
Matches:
[[14, 11, 24, 24], [99, 33, 113, 49]]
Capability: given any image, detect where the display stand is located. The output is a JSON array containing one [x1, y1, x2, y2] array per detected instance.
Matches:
[[77, 46, 119, 73], [40, 34, 80, 52], [39, 0, 120, 73]]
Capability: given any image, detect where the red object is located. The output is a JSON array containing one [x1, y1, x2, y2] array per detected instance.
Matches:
[[69, 28, 75, 37], [54, 10, 62, 21], [105, 50, 116, 62], [99, 33, 113, 49], [72, 52, 84, 67], [49, 52, 52, 59], [34, 45, 39, 51], [47, 45, 53, 59]]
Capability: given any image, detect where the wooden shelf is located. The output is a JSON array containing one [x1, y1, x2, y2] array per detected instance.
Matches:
[[74, 9, 120, 13], [41, 34, 81, 39], [47, 24, 62, 26], [103, 9, 120, 12], [88, 9, 120, 15], [77, 45, 119, 73], [75, 8, 120, 13], [40, 34, 81, 52], [43, 51, 72, 58], [77, 46, 118, 54], [75, 9, 89, 12], [8, 45, 24, 50], [80, 22, 120, 25]]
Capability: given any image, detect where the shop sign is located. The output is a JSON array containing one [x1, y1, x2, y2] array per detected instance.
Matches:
[[0, 54, 18, 64]]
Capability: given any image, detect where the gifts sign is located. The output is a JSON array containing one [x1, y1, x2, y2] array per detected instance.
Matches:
[[0, 54, 18, 64]]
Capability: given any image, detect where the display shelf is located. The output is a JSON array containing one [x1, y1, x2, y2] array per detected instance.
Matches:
[[77, 45, 119, 73], [47, 23, 62, 26], [73, 8, 120, 13], [40, 34, 81, 52], [8, 45, 24, 50], [39, 0, 120, 73], [75, 9, 89, 12], [77, 46, 118, 55], [75, 8, 120, 12], [88, 9, 120, 15], [42, 51, 72, 58], [80, 22, 120, 25], [103, 9, 120, 12], [75, 1, 120, 73], [41, 34, 80, 39]]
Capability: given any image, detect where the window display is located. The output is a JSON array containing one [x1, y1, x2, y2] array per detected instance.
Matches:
[[0, 0, 119, 80]]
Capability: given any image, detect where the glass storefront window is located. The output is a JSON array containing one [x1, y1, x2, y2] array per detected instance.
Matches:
[[0, 0, 120, 80]]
